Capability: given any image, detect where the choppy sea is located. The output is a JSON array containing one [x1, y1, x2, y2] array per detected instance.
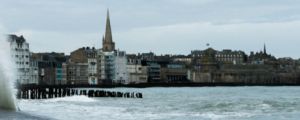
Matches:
[[12, 87, 300, 120]]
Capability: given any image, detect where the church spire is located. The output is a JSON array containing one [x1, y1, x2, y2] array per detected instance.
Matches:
[[264, 43, 266, 54], [102, 9, 115, 51], [105, 9, 113, 43]]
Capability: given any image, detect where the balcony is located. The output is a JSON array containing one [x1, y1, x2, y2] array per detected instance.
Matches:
[[148, 69, 160, 72], [106, 62, 114, 64], [148, 73, 160, 76], [89, 73, 97, 76], [149, 65, 160, 67]]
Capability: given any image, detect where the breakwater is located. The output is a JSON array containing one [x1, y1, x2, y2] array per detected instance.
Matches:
[[19, 82, 300, 90], [17, 87, 143, 99]]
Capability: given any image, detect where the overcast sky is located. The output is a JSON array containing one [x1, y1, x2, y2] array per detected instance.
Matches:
[[0, 0, 300, 58]]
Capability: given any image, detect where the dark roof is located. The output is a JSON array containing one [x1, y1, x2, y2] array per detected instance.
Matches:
[[221, 64, 272, 70], [173, 55, 191, 58], [83, 49, 96, 53], [42, 55, 67, 62], [6, 34, 26, 43], [141, 52, 154, 55]]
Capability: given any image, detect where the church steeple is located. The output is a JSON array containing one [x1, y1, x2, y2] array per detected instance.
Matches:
[[105, 9, 113, 43], [264, 43, 266, 55], [102, 9, 115, 51]]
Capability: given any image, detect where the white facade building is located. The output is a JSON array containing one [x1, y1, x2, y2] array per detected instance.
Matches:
[[86, 49, 97, 85], [114, 50, 128, 84], [8, 35, 31, 84], [126, 57, 147, 83]]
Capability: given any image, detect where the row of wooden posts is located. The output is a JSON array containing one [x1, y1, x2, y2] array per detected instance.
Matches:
[[17, 88, 143, 99]]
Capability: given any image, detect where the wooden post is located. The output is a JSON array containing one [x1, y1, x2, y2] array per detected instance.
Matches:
[[67, 89, 70, 97], [35, 88, 38, 99], [49, 88, 53, 98], [71, 89, 75, 96], [42, 89, 46, 99], [62, 88, 66, 97], [21, 90, 24, 99], [59, 88, 61, 97], [31, 89, 35, 99], [83, 90, 87, 96], [95, 90, 99, 97], [17, 90, 21, 99], [38, 89, 41, 99], [54, 88, 57, 98], [26, 89, 28, 99]]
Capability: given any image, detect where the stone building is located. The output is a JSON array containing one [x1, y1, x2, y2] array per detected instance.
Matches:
[[41, 55, 67, 85], [160, 68, 189, 82], [102, 9, 115, 51], [160, 62, 188, 82], [188, 63, 300, 84], [96, 49, 106, 83], [29, 52, 68, 85], [62, 62, 68, 84], [248, 44, 276, 62], [70, 47, 97, 84], [153, 54, 171, 62], [127, 56, 147, 83], [172, 55, 191, 64], [192, 48, 246, 65], [67, 63, 88, 84], [141, 52, 154, 61]]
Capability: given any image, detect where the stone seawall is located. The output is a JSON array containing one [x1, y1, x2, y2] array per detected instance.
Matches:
[[189, 69, 300, 84]]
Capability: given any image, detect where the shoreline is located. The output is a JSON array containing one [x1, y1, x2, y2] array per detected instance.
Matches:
[[19, 83, 300, 89]]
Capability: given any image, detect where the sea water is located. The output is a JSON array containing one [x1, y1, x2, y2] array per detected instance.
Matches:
[[16, 87, 300, 120]]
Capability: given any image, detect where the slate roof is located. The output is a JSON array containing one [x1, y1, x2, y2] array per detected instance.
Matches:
[[83, 49, 96, 53], [6, 34, 26, 44], [173, 55, 191, 58]]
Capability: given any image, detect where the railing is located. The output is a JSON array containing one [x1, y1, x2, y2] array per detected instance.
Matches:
[[149, 65, 160, 67], [148, 70, 160, 72], [148, 74, 160, 76]]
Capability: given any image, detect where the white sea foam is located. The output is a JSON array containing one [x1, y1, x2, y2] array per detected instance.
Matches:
[[43, 95, 97, 103], [0, 25, 18, 110]]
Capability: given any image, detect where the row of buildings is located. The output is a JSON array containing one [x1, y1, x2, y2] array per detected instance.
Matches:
[[8, 10, 300, 85]]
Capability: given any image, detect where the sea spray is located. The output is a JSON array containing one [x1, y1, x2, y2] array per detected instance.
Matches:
[[0, 25, 18, 110]]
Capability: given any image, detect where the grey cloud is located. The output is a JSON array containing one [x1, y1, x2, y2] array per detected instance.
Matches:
[[0, 0, 300, 58]]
